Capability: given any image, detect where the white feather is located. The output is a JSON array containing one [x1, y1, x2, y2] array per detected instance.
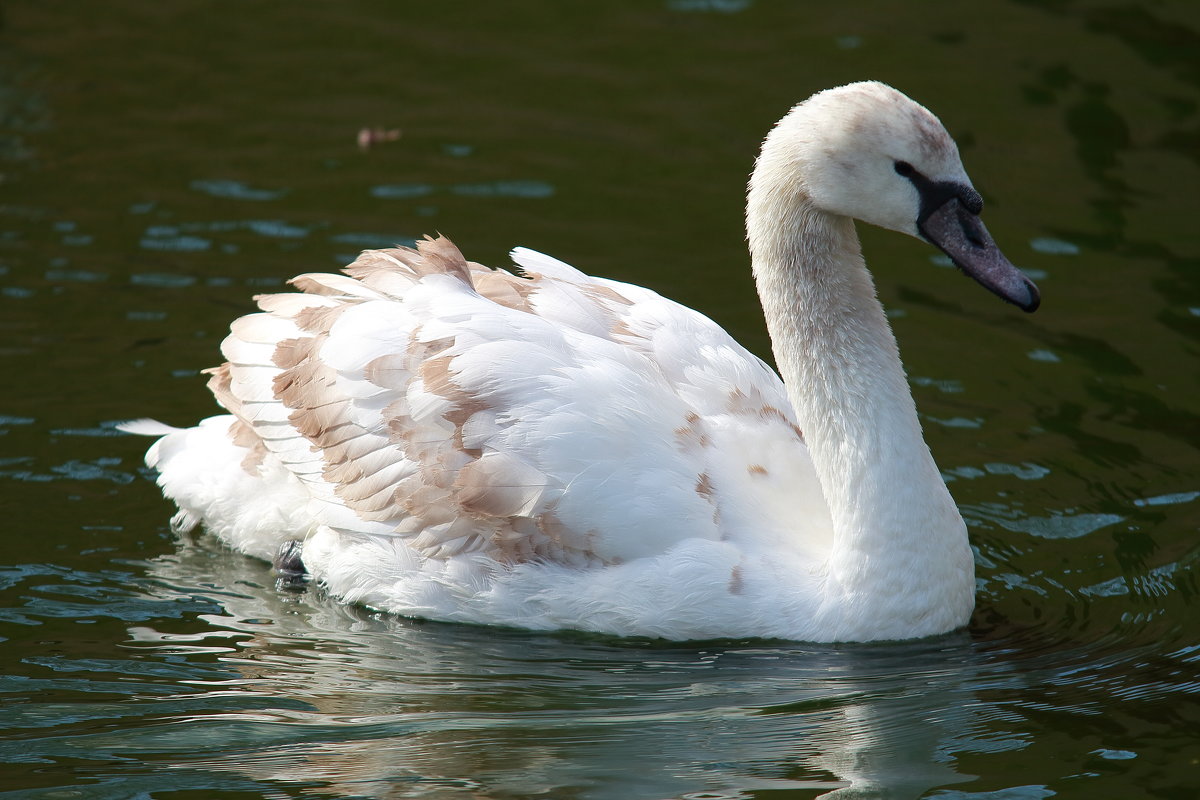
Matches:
[[510, 246, 589, 283], [117, 419, 180, 437]]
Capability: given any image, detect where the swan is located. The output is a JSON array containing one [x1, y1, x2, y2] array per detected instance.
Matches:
[[121, 81, 1039, 642]]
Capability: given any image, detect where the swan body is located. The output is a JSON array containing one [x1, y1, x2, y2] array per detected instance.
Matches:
[[124, 82, 1038, 642]]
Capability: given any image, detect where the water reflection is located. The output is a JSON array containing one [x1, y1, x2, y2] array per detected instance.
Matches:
[[120, 543, 1002, 799], [110, 537, 1195, 798]]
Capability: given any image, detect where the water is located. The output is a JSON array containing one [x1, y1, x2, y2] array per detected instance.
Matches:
[[2, 1, 1199, 797]]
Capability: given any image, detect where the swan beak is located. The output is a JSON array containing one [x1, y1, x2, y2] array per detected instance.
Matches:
[[919, 199, 1040, 312]]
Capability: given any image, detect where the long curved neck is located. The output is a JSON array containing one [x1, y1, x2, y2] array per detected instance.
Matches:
[[747, 172, 972, 637]]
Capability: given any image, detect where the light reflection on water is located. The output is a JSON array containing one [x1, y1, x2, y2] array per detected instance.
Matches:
[[2, 522, 1196, 798], [1, 545, 1016, 798], [2, 0, 1199, 797]]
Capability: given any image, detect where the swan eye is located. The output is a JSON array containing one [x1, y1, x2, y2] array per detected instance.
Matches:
[[893, 160, 915, 177]]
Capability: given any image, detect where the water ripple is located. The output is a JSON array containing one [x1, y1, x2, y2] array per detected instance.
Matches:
[[189, 180, 287, 201], [0, 533, 1194, 799]]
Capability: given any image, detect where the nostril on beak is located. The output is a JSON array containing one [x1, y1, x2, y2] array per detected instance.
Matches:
[[958, 208, 986, 248]]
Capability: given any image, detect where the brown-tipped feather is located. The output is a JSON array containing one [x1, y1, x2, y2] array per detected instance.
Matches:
[[344, 235, 475, 291], [203, 236, 633, 568]]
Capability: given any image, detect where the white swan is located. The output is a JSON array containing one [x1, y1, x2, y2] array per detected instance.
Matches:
[[122, 82, 1038, 642]]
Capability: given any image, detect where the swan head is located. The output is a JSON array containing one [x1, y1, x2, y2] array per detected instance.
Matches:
[[751, 81, 1039, 312]]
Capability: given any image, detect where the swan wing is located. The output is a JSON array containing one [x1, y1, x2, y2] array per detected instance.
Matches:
[[212, 236, 814, 567]]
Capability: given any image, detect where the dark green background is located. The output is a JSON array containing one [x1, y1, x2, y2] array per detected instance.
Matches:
[[1, 1, 1198, 797]]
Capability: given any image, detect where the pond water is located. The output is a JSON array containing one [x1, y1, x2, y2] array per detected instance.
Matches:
[[2, 1, 1199, 797]]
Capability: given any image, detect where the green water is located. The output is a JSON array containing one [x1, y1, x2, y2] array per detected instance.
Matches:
[[2, 1, 1198, 797]]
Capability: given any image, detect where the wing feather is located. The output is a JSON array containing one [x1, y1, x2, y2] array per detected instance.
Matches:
[[200, 235, 811, 567]]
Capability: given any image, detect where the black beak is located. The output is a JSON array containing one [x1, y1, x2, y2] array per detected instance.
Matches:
[[918, 197, 1040, 313]]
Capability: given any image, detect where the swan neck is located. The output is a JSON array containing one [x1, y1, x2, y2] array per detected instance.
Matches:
[[747, 184, 972, 632], [748, 194, 911, 445]]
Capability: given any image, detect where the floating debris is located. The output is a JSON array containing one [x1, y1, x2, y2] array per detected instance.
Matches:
[[357, 127, 402, 151]]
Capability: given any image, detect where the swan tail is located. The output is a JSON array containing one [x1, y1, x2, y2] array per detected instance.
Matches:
[[115, 418, 181, 437], [128, 415, 317, 561]]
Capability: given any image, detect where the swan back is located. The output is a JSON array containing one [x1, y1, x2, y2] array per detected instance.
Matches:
[[190, 237, 825, 571]]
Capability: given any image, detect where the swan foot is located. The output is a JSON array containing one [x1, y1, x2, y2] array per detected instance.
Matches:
[[273, 540, 309, 592]]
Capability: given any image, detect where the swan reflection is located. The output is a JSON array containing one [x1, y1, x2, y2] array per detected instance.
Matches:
[[125, 542, 999, 799]]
